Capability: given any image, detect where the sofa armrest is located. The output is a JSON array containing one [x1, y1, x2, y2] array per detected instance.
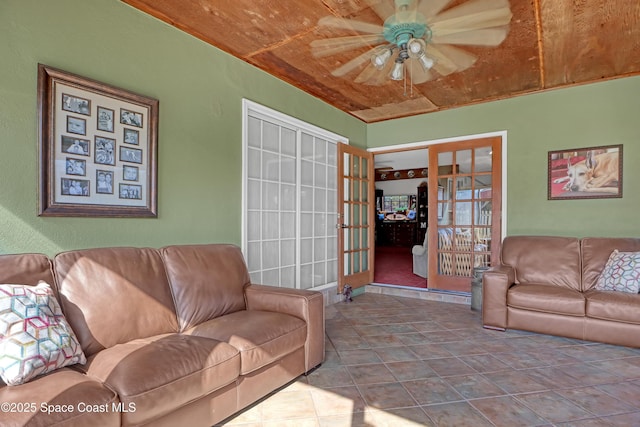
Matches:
[[482, 265, 516, 330], [245, 284, 324, 372]]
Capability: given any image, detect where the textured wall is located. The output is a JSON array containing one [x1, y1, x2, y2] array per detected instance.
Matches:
[[368, 76, 640, 238], [0, 0, 365, 256]]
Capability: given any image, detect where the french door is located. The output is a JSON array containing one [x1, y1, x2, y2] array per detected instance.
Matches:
[[427, 136, 502, 292], [337, 143, 375, 294]]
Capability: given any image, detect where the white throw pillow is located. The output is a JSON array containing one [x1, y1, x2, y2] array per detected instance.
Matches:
[[0, 282, 86, 386], [595, 250, 640, 294]]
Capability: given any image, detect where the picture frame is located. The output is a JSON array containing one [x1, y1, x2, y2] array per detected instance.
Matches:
[[548, 144, 622, 200], [38, 64, 158, 217]]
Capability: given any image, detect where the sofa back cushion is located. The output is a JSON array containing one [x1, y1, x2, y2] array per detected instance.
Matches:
[[0, 253, 55, 290], [581, 237, 640, 291], [161, 244, 250, 331], [54, 247, 179, 357], [501, 236, 581, 291]]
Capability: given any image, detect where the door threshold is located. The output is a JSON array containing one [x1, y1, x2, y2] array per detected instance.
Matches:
[[370, 282, 470, 296]]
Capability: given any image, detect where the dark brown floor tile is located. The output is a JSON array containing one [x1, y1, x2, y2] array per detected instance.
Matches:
[[444, 374, 506, 400], [336, 348, 382, 365], [386, 360, 438, 381], [347, 363, 396, 385], [306, 366, 355, 388], [484, 370, 549, 394], [514, 391, 593, 423], [402, 377, 463, 405], [364, 334, 405, 348], [596, 381, 640, 409], [523, 366, 588, 389], [422, 402, 494, 427], [358, 382, 417, 410], [457, 354, 511, 373], [556, 386, 636, 416], [471, 396, 549, 427], [424, 357, 476, 377], [407, 343, 453, 360], [599, 411, 640, 426], [374, 346, 420, 363]]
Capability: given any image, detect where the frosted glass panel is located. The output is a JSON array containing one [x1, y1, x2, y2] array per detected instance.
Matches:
[[245, 112, 339, 291], [314, 188, 326, 211], [263, 151, 279, 181], [281, 128, 296, 157], [262, 241, 279, 269], [300, 238, 313, 264], [262, 122, 279, 152], [315, 138, 327, 162], [300, 264, 313, 289], [263, 212, 278, 239], [262, 269, 279, 286], [263, 182, 279, 210], [315, 163, 326, 188], [280, 213, 295, 239], [314, 238, 326, 262], [362, 250, 369, 270], [281, 239, 295, 266], [247, 242, 261, 271], [248, 148, 260, 179], [301, 160, 313, 186], [281, 266, 295, 288], [281, 184, 296, 211], [301, 134, 314, 160], [300, 186, 313, 211], [247, 179, 260, 209], [248, 117, 261, 148], [247, 211, 261, 241], [314, 213, 326, 237], [361, 158, 368, 178], [301, 213, 313, 238], [281, 157, 295, 184], [314, 262, 326, 286]]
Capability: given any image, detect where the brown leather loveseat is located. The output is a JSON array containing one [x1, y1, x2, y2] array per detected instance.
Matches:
[[0, 244, 324, 426], [483, 236, 640, 348]]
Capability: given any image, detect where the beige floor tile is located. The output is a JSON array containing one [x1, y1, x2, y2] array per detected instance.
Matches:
[[260, 390, 317, 421]]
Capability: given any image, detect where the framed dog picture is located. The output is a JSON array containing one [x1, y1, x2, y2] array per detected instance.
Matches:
[[548, 144, 623, 200], [37, 64, 158, 217]]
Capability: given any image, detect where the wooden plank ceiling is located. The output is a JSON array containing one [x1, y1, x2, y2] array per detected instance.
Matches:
[[121, 0, 640, 123]]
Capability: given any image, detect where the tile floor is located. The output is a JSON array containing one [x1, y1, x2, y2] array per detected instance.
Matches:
[[219, 293, 640, 427]]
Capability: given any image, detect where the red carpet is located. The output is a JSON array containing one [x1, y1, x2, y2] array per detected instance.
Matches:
[[374, 246, 427, 288]]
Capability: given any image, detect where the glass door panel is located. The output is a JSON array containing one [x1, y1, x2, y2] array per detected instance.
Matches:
[[428, 137, 502, 292]]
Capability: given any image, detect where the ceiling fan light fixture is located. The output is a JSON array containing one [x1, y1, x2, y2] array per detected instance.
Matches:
[[407, 38, 426, 57], [371, 46, 393, 70], [390, 61, 404, 80], [416, 54, 435, 71]]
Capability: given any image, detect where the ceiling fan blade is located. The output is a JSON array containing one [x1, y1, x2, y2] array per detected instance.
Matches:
[[426, 44, 477, 75], [417, 0, 455, 20], [318, 16, 384, 34], [407, 59, 434, 84], [431, 26, 509, 46], [363, 0, 395, 21], [332, 48, 378, 77], [394, 0, 420, 24], [429, 0, 512, 33], [310, 34, 385, 57]]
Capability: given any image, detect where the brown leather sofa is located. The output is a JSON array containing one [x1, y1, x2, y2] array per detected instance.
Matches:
[[0, 244, 324, 426], [483, 236, 640, 348]]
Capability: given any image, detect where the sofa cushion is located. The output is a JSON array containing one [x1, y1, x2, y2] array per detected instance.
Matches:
[[81, 333, 240, 426], [586, 290, 640, 325], [0, 282, 86, 386], [508, 283, 585, 316], [0, 368, 119, 427], [186, 310, 307, 375], [581, 237, 640, 291], [161, 244, 250, 331], [54, 247, 179, 357], [501, 236, 582, 291], [594, 250, 640, 293], [0, 253, 56, 293]]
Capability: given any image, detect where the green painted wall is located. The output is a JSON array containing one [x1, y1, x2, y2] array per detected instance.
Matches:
[[369, 76, 640, 237], [0, 0, 365, 256], [1, 0, 638, 257]]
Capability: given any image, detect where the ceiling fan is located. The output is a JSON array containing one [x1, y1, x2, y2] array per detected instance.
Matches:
[[311, 0, 512, 85]]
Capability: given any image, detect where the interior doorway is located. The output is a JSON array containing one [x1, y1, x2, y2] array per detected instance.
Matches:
[[371, 133, 504, 293], [373, 149, 429, 288]]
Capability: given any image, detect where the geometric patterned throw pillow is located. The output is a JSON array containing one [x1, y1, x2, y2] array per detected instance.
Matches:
[[0, 282, 86, 386], [595, 250, 640, 294]]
